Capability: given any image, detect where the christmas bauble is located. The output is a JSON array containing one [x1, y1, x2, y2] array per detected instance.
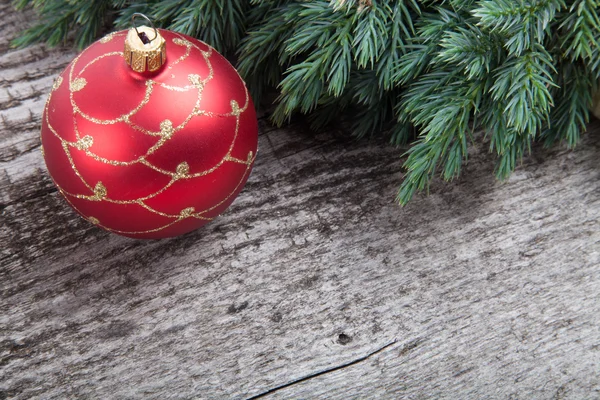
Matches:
[[41, 24, 258, 239]]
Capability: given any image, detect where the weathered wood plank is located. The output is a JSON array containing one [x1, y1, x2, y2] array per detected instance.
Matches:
[[1, 4, 599, 399]]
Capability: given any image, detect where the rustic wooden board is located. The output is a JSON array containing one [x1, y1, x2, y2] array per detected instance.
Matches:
[[1, 3, 599, 399]]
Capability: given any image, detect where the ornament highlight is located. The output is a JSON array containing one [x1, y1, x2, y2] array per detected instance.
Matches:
[[41, 19, 258, 239]]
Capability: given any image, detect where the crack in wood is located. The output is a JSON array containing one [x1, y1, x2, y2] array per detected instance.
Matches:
[[245, 339, 407, 399]]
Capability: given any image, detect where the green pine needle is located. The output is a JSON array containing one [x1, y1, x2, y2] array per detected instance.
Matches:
[[11, 0, 599, 205]]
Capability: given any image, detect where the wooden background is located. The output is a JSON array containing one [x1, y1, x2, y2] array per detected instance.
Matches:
[[1, 3, 599, 399]]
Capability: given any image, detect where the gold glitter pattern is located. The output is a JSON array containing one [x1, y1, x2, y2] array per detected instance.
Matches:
[[71, 77, 87, 92], [99, 32, 122, 43], [75, 135, 93, 150], [93, 182, 107, 200], [45, 32, 256, 236], [169, 38, 192, 70], [160, 120, 174, 138], [52, 76, 63, 91]]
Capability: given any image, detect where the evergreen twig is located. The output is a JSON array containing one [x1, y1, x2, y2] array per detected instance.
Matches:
[[11, 0, 599, 204]]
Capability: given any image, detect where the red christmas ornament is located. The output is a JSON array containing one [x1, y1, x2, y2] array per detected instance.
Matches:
[[41, 20, 258, 239]]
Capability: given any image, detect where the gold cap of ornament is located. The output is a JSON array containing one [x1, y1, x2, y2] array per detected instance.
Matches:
[[123, 13, 166, 73]]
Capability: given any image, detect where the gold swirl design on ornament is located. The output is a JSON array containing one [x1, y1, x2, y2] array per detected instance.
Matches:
[[78, 51, 122, 75], [194, 150, 255, 216], [69, 43, 216, 166], [57, 175, 178, 204], [99, 32, 125, 44], [46, 33, 256, 236], [138, 96, 250, 179], [52, 76, 63, 91], [45, 87, 246, 204], [168, 37, 193, 70], [60, 141, 94, 191], [135, 201, 210, 221], [55, 152, 255, 235], [70, 39, 213, 127], [60, 190, 189, 235]]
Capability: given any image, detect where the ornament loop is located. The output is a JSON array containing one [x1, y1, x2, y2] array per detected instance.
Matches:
[[131, 13, 158, 44]]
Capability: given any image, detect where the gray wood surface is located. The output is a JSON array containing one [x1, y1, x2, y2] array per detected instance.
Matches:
[[1, 3, 599, 399]]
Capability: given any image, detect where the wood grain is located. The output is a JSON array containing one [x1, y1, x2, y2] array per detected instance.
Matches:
[[1, 4, 599, 399]]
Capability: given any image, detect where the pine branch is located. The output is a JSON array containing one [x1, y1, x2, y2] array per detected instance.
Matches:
[[557, 0, 600, 74], [11, 0, 113, 49], [392, 7, 461, 86], [113, 2, 157, 31], [435, 24, 502, 80], [10, 0, 599, 205], [473, 0, 565, 55], [489, 46, 556, 134], [237, 1, 295, 103], [397, 69, 482, 205], [542, 62, 594, 148]]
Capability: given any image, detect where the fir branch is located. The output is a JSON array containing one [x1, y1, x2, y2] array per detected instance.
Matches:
[[351, 92, 396, 138], [10, 0, 600, 205], [392, 7, 462, 86], [490, 46, 556, 134], [558, 0, 600, 72], [237, 2, 294, 102], [542, 63, 594, 148], [494, 130, 531, 179], [151, 0, 249, 53], [350, 69, 384, 106], [307, 98, 347, 131], [271, 56, 326, 125], [113, 1, 157, 30], [435, 24, 502, 80], [473, 0, 566, 55], [397, 69, 483, 204], [271, 1, 354, 123], [11, 0, 113, 49], [375, 2, 421, 90], [353, 5, 389, 69]]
